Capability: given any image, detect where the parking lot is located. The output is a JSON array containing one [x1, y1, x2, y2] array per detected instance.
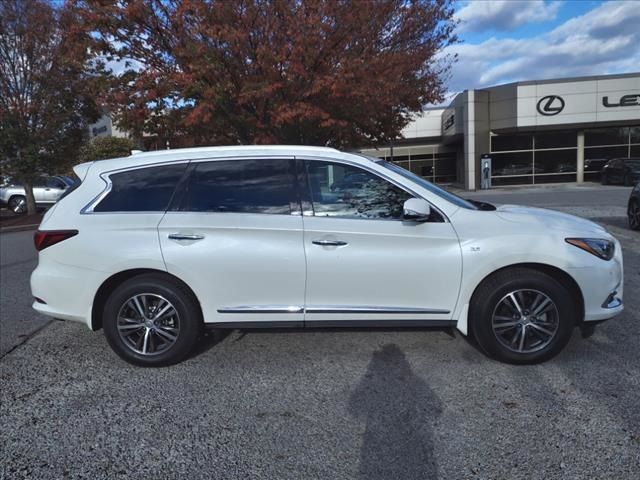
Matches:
[[1, 185, 638, 479]]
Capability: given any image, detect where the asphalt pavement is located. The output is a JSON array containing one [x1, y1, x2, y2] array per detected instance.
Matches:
[[1, 184, 639, 479], [0, 230, 50, 357]]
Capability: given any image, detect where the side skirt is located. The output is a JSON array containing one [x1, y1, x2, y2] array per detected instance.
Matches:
[[205, 320, 457, 329]]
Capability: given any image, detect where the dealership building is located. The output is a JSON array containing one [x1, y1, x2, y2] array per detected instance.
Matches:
[[360, 72, 640, 190]]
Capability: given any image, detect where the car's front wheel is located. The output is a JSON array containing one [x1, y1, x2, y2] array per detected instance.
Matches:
[[103, 274, 202, 366], [8, 195, 26, 214], [470, 268, 576, 364]]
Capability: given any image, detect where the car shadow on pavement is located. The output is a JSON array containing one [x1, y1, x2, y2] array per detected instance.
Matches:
[[188, 328, 232, 359], [348, 343, 442, 480]]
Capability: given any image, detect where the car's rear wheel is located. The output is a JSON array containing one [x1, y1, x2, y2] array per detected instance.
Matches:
[[470, 268, 576, 364], [103, 274, 202, 366], [629, 199, 640, 231], [8, 195, 26, 214]]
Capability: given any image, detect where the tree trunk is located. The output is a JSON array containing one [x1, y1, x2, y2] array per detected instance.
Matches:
[[23, 180, 37, 215]]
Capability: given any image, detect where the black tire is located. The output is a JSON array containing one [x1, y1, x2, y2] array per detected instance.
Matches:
[[629, 199, 640, 231], [623, 174, 631, 187], [601, 173, 609, 185], [8, 195, 26, 214], [470, 268, 576, 364], [103, 274, 202, 366]]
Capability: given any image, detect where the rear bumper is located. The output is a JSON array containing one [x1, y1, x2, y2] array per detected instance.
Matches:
[[30, 261, 105, 329]]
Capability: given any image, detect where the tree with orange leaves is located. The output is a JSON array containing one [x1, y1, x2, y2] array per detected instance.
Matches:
[[80, 0, 457, 149]]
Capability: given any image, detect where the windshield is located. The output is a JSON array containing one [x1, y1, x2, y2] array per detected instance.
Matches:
[[375, 159, 478, 210]]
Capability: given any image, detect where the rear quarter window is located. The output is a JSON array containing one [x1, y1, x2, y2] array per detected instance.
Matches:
[[94, 164, 187, 212]]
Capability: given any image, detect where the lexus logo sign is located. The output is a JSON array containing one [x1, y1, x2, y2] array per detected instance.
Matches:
[[537, 95, 565, 116]]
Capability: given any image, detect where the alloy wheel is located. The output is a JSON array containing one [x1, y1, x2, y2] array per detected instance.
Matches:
[[116, 293, 180, 356], [491, 289, 560, 354], [9, 197, 26, 214]]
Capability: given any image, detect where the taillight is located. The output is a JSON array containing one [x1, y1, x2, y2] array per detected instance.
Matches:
[[34, 230, 78, 251]]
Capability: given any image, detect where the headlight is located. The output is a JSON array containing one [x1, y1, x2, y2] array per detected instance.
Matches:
[[565, 238, 615, 261]]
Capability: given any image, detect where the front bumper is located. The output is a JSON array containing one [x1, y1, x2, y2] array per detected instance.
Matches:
[[567, 238, 624, 322]]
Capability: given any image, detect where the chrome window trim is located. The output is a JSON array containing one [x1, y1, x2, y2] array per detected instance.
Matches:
[[81, 155, 295, 214], [296, 154, 450, 223], [188, 155, 296, 164], [80, 153, 447, 219], [81, 160, 192, 214]]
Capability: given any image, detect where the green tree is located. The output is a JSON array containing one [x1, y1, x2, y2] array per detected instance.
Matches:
[[0, 0, 101, 214], [80, 0, 457, 148], [79, 136, 138, 162]]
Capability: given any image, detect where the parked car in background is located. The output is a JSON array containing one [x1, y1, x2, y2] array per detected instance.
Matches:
[[628, 183, 640, 231], [1, 175, 13, 187], [584, 158, 608, 173], [552, 163, 577, 173], [31, 146, 624, 367], [601, 158, 640, 186], [0, 175, 74, 214]]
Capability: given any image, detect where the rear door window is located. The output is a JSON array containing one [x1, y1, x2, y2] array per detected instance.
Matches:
[[46, 177, 66, 189], [94, 164, 188, 212], [33, 177, 47, 188], [173, 159, 296, 214]]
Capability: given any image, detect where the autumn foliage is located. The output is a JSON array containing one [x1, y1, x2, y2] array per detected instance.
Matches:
[[80, 0, 457, 149], [0, 0, 101, 213]]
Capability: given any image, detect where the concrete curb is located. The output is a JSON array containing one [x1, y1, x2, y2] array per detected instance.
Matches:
[[0, 224, 39, 233]]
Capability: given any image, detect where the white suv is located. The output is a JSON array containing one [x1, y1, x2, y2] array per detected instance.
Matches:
[[31, 146, 624, 366]]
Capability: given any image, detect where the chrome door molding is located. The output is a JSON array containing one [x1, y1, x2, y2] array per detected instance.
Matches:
[[305, 306, 450, 314], [218, 305, 450, 315], [217, 305, 304, 314]]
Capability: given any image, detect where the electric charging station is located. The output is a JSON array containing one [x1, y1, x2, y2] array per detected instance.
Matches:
[[480, 154, 492, 190]]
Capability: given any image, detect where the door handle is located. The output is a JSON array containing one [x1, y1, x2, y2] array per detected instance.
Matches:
[[168, 233, 205, 241], [312, 239, 348, 247]]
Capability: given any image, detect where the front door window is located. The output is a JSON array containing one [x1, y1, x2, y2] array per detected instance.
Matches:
[[305, 161, 412, 220]]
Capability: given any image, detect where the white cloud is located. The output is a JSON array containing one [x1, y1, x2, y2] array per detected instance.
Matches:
[[455, 0, 562, 33], [445, 1, 640, 94]]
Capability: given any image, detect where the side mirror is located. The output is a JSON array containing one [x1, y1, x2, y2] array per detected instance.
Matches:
[[403, 198, 431, 222]]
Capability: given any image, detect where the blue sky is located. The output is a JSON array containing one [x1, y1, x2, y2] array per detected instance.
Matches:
[[443, 0, 640, 99]]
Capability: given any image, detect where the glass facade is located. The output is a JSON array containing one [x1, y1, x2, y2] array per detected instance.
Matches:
[[490, 130, 576, 186], [584, 126, 640, 181], [490, 126, 640, 185], [372, 147, 458, 185]]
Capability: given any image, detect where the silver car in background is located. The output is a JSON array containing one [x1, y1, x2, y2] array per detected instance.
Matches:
[[0, 176, 75, 213]]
